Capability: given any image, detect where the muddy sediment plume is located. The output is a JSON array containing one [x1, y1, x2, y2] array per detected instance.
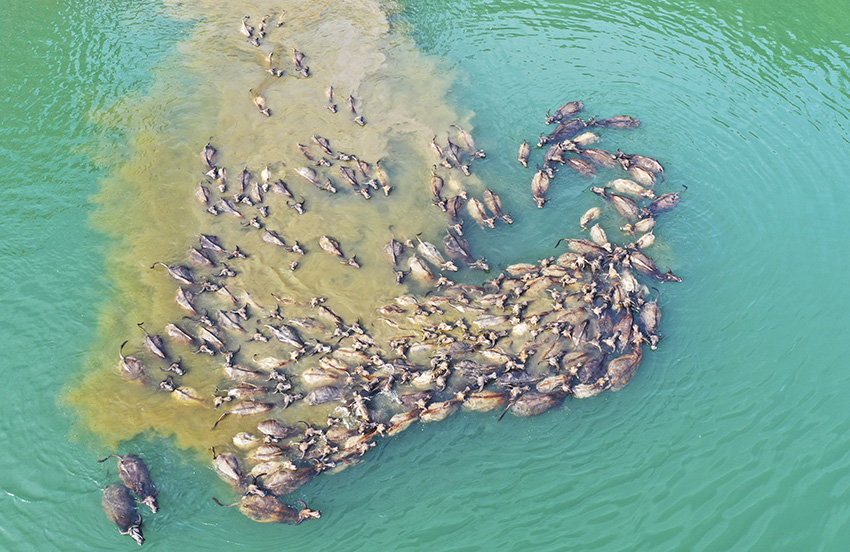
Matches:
[[70, 0, 681, 526], [70, 0, 468, 446]]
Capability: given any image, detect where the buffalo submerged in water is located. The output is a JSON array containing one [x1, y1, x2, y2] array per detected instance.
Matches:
[[213, 495, 321, 524], [99, 454, 159, 513], [102, 484, 144, 545]]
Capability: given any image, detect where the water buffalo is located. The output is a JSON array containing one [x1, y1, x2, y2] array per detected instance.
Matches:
[[99, 454, 159, 513], [102, 484, 144, 545]]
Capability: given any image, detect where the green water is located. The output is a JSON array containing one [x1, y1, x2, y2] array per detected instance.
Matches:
[[2, 0, 850, 549]]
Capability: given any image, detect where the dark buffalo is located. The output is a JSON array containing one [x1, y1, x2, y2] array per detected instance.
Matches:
[[102, 484, 144, 545], [99, 454, 159, 513]]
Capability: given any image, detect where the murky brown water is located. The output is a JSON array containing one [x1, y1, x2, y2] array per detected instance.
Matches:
[[69, 0, 476, 447]]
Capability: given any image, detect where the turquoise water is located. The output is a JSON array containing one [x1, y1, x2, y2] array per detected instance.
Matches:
[[2, 0, 850, 550]]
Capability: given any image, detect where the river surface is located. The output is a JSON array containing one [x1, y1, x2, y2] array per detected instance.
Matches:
[[2, 0, 850, 549]]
